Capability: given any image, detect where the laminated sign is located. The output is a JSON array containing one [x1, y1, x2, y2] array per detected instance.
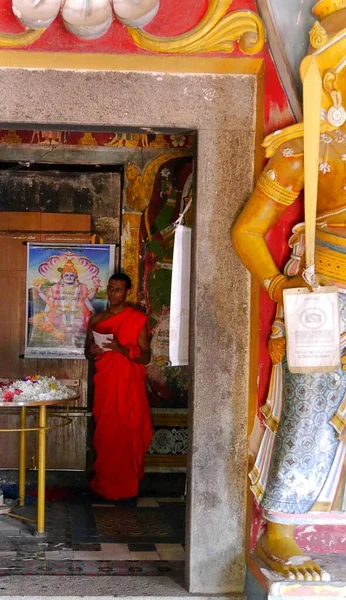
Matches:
[[283, 287, 340, 374]]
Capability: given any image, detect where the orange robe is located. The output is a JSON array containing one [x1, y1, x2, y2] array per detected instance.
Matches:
[[90, 307, 152, 499]]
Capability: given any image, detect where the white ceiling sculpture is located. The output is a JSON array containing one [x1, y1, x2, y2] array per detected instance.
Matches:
[[12, 0, 160, 39]]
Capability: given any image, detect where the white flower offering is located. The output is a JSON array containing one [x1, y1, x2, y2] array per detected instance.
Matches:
[[0, 376, 78, 403]]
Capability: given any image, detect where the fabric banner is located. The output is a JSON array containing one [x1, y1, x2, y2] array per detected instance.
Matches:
[[169, 225, 191, 366], [25, 243, 115, 359]]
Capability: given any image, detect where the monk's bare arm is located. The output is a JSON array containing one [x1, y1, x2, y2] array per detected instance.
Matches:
[[102, 321, 151, 365], [132, 324, 151, 365]]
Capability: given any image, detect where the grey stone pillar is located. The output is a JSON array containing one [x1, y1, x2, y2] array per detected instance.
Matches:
[[0, 57, 262, 595]]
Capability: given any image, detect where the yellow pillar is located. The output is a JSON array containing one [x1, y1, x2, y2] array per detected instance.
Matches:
[[37, 405, 47, 534], [19, 407, 26, 507]]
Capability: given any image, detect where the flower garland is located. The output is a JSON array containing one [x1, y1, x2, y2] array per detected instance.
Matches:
[[0, 376, 78, 403]]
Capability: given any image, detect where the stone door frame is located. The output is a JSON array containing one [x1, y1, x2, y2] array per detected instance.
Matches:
[[0, 52, 263, 595]]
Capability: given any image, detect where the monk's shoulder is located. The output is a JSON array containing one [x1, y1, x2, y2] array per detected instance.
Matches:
[[128, 306, 147, 319], [89, 311, 104, 327], [127, 307, 148, 327]]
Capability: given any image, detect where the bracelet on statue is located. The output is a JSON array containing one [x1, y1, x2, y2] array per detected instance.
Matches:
[[267, 274, 288, 302], [257, 173, 299, 207]]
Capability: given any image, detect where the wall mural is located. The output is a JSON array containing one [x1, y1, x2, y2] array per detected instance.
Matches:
[[0, 129, 194, 150], [123, 151, 193, 469]]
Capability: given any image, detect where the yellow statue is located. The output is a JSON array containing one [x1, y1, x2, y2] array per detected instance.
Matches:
[[233, 0, 346, 583]]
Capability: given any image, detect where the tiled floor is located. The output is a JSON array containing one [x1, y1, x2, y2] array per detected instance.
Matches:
[[0, 491, 185, 576]]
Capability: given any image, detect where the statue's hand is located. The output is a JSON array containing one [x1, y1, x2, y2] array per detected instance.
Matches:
[[341, 351, 346, 371], [268, 337, 286, 365], [274, 274, 310, 304]]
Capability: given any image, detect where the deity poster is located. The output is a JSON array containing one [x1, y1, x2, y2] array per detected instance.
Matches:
[[25, 243, 115, 359]]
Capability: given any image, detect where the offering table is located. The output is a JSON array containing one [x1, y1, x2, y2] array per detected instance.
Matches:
[[0, 388, 79, 535]]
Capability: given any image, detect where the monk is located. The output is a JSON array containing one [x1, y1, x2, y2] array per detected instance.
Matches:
[[85, 272, 152, 500]]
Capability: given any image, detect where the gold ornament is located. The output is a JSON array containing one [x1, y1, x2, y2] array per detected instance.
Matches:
[[0, 28, 45, 48], [267, 274, 288, 302], [257, 173, 299, 207], [313, 0, 346, 20], [309, 21, 328, 48], [128, 0, 265, 55]]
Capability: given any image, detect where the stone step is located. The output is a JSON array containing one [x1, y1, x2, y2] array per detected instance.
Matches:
[[0, 575, 244, 600]]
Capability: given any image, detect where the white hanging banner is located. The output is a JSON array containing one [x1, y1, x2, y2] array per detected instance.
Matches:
[[169, 224, 191, 366], [283, 286, 340, 374]]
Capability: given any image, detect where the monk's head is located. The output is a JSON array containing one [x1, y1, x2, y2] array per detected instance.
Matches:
[[107, 272, 131, 307]]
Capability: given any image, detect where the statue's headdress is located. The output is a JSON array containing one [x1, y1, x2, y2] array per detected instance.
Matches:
[[59, 259, 78, 277], [313, 0, 346, 20], [310, 0, 346, 49]]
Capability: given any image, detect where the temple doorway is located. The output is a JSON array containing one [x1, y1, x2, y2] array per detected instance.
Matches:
[[0, 126, 193, 573]]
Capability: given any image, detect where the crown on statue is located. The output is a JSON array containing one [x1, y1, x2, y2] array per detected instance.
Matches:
[[313, 0, 346, 20]]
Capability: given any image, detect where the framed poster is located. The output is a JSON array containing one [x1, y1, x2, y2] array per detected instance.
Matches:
[[25, 244, 115, 359]]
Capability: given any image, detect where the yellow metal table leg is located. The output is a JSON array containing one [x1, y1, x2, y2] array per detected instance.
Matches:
[[19, 407, 26, 507], [37, 405, 47, 535]]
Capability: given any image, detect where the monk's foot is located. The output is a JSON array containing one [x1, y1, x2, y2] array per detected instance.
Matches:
[[256, 529, 331, 582]]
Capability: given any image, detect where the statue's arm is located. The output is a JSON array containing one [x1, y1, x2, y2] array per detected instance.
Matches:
[[232, 145, 304, 301]]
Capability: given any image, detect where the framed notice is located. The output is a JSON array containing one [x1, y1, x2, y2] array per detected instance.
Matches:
[[25, 243, 115, 359], [283, 287, 340, 374]]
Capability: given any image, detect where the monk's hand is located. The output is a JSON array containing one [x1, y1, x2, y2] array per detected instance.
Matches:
[[90, 343, 103, 357], [102, 338, 123, 353]]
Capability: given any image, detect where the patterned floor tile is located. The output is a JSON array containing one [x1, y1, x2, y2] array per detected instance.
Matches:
[[45, 550, 74, 560], [0, 489, 186, 575], [136, 498, 160, 508], [156, 497, 185, 503], [72, 542, 101, 551], [128, 543, 156, 551], [45, 560, 74, 575], [130, 551, 160, 561], [156, 550, 185, 561], [18, 560, 47, 575], [93, 506, 176, 542], [0, 551, 16, 558], [101, 543, 131, 560], [72, 551, 102, 561], [155, 543, 185, 560]]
